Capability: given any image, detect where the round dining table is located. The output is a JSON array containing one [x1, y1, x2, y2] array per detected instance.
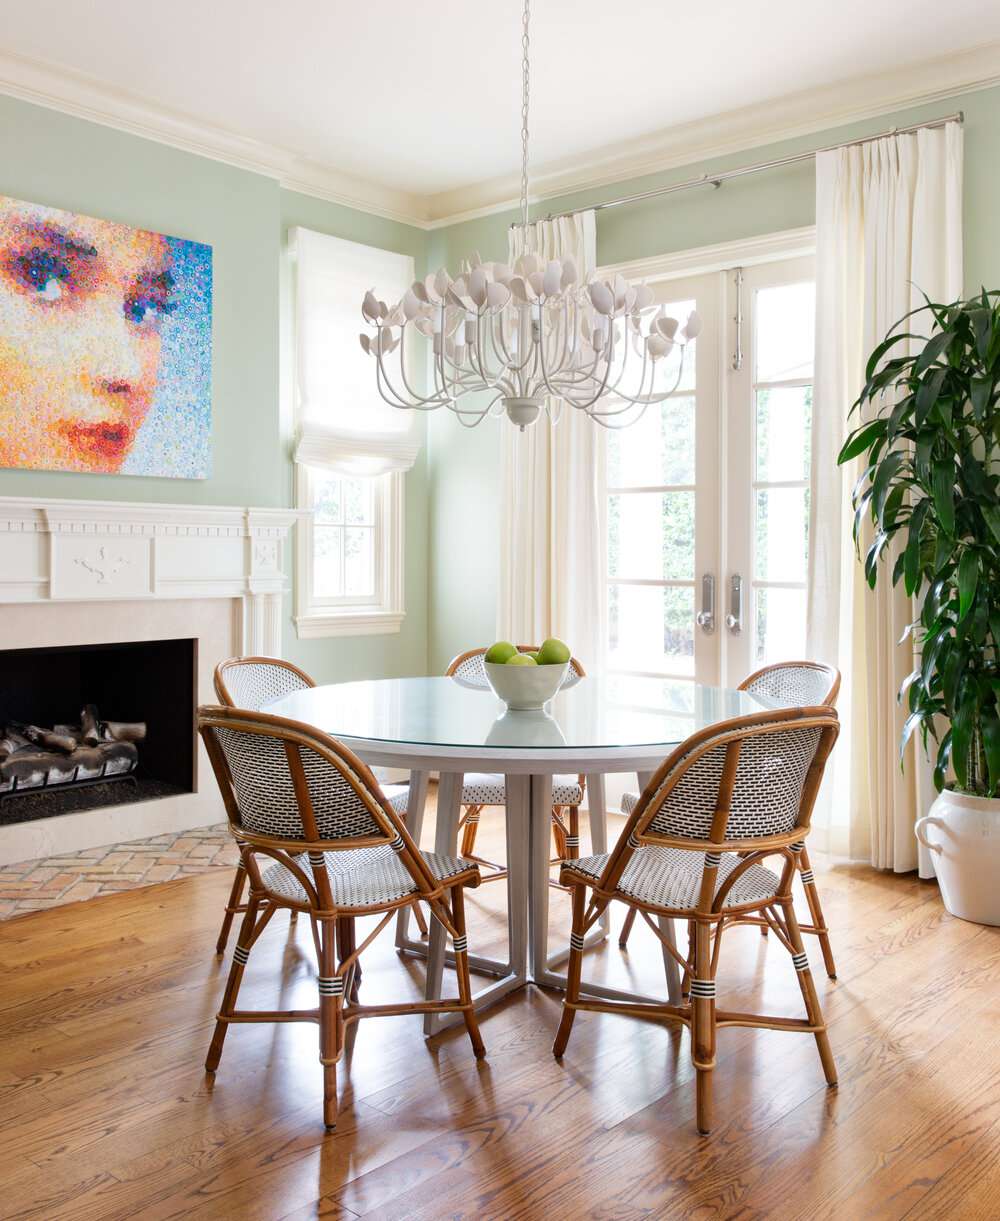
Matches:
[[267, 673, 770, 1034]]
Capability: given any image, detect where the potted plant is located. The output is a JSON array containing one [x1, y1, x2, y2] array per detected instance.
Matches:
[[839, 290, 1000, 925]]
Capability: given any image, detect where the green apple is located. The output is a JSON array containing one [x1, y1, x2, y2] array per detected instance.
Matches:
[[485, 640, 517, 664], [537, 637, 571, 665], [506, 653, 538, 666]]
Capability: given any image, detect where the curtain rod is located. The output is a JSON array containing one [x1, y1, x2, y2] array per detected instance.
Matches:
[[513, 111, 963, 228]]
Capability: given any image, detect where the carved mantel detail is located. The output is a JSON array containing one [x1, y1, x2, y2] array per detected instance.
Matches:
[[0, 496, 305, 656]]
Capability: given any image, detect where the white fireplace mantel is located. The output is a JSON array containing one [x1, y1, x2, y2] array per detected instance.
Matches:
[[0, 495, 307, 865], [0, 495, 305, 656]]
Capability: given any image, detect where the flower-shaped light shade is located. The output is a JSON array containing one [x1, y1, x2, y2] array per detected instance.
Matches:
[[360, 250, 701, 430]]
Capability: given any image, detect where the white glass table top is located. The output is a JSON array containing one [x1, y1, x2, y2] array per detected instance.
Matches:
[[265, 674, 773, 756]]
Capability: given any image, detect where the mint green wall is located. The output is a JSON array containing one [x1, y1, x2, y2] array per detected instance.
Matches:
[[426, 85, 1000, 672], [0, 93, 431, 683]]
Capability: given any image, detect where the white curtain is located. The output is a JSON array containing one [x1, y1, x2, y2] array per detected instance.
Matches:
[[497, 211, 606, 666], [808, 123, 963, 875], [292, 227, 419, 476]]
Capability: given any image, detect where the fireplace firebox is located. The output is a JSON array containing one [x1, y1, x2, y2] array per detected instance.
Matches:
[[0, 638, 196, 826]]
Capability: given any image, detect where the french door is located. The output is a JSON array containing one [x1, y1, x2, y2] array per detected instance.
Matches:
[[605, 255, 816, 689]]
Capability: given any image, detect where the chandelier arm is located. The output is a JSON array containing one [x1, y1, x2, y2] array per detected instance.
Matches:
[[538, 316, 617, 409], [451, 392, 504, 427], [393, 322, 455, 407], [375, 347, 447, 411], [374, 337, 433, 409], [588, 344, 687, 416]]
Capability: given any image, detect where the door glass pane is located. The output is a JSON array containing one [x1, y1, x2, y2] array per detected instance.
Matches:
[[608, 396, 695, 487], [755, 488, 808, 582], [314, 526, 343, 597], [756, 386, 812, 482], [755, 282, 815, 382], [344, 527, 374, 596], [608, 492, 695, 581], [755, 586, 807, 663], [608, 584, 694, 676]]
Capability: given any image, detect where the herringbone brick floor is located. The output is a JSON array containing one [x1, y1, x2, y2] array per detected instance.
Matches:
[[0, 823, 238, 920]]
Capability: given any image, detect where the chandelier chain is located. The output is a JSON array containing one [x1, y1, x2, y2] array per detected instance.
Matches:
[[520, 0, 530, 232]]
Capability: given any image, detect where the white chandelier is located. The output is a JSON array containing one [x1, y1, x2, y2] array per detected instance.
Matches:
[[359, 0, 701, 430]]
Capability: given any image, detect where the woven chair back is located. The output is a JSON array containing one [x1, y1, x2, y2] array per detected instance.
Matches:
[[739, 661, 840, 709], [214, 657, 315, 712]]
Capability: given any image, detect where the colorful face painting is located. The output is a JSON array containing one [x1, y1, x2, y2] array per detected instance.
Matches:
[[0, 195, 212, 478]]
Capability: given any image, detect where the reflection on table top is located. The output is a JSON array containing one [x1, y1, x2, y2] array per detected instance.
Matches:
[[265, 674, 773, 755]]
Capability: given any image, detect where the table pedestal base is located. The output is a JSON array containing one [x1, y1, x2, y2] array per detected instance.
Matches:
[[398, 770, 680, 1036]]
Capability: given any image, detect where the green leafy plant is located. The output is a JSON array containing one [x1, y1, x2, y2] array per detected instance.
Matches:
[[839, 290, 1000, 798]]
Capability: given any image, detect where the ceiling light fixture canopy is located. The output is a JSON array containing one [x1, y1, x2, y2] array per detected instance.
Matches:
[[359, 0, 701, 430]]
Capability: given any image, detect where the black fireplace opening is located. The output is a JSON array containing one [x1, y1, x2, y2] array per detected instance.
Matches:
[[0, 638, 196, 827]]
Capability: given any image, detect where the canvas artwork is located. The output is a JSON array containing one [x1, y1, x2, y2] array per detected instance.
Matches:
[[0, 195, 212, 478]]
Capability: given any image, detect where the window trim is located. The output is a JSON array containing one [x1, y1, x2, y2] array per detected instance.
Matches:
[[294, 463, 406, 639]]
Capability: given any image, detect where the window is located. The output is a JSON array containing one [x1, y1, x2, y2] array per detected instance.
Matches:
[[291, 227, 417, 638], [295, 464, 404, 638]]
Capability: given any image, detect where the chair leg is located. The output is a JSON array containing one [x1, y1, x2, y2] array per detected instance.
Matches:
[[619, 906, 638, 949], [336, 915, 360, 1004], [691, 920, 717, 1135], [550, 808, 569, 860], [317, 916, 343, 1130], [459, 806, 482, 858], [681, 919, 695, 999], [451, 885, 486, 1059], [215, 861, 248, 955], [553, 884, 586, 1057], [206, 891, 260, 1071], [412, 902, 429, 938], [797, 845, 837, 979], [567, 805, 580, 859], [784, 900, 837, 1088]]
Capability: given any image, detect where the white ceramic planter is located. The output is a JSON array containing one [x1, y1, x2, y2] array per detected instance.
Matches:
[[915, 789, 1000, 926]]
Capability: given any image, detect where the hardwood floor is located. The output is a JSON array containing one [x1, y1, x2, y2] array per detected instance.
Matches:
[[1, 801, 998, 1220]]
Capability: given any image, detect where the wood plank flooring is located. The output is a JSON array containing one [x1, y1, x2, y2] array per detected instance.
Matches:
[[1, 801, 998, 1220]]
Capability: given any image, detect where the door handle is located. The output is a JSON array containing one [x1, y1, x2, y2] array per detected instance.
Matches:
[[725, 574, 743, 634], [695, 573, 715, 634]]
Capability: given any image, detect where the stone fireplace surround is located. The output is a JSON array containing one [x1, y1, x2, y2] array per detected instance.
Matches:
[[0, 496, 301, 866]]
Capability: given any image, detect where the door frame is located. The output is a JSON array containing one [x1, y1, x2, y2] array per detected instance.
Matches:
[[598, 225, 817, 686]]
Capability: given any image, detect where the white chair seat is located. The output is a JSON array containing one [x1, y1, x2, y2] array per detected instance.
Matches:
[[563, 846, 781, 911], [460, 772, 584, 806], [262, 845, 473, 909], [621, 791, 639, 815]]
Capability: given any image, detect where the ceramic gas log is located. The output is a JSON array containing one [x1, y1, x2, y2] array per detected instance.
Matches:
[[0, 706, 146, 798]]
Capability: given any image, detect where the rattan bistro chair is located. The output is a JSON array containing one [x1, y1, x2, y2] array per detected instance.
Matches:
[[212, 657, 421, 953], [553, 706, 840, 1135], [617, 661, 842, 978], [199, 705, 485, 1130], [446, 647, 588, 875]]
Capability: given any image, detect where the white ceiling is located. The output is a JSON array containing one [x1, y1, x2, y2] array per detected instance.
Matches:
[[2, 1, 1000, 222]]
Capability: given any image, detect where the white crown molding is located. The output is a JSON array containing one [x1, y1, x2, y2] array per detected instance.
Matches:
[[423, 40, 1000, 227], [1, 40, 998, 231], [0, 48, 430, 228]]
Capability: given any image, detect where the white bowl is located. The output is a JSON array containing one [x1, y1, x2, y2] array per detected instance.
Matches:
[[484, 660, 569, 710]]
